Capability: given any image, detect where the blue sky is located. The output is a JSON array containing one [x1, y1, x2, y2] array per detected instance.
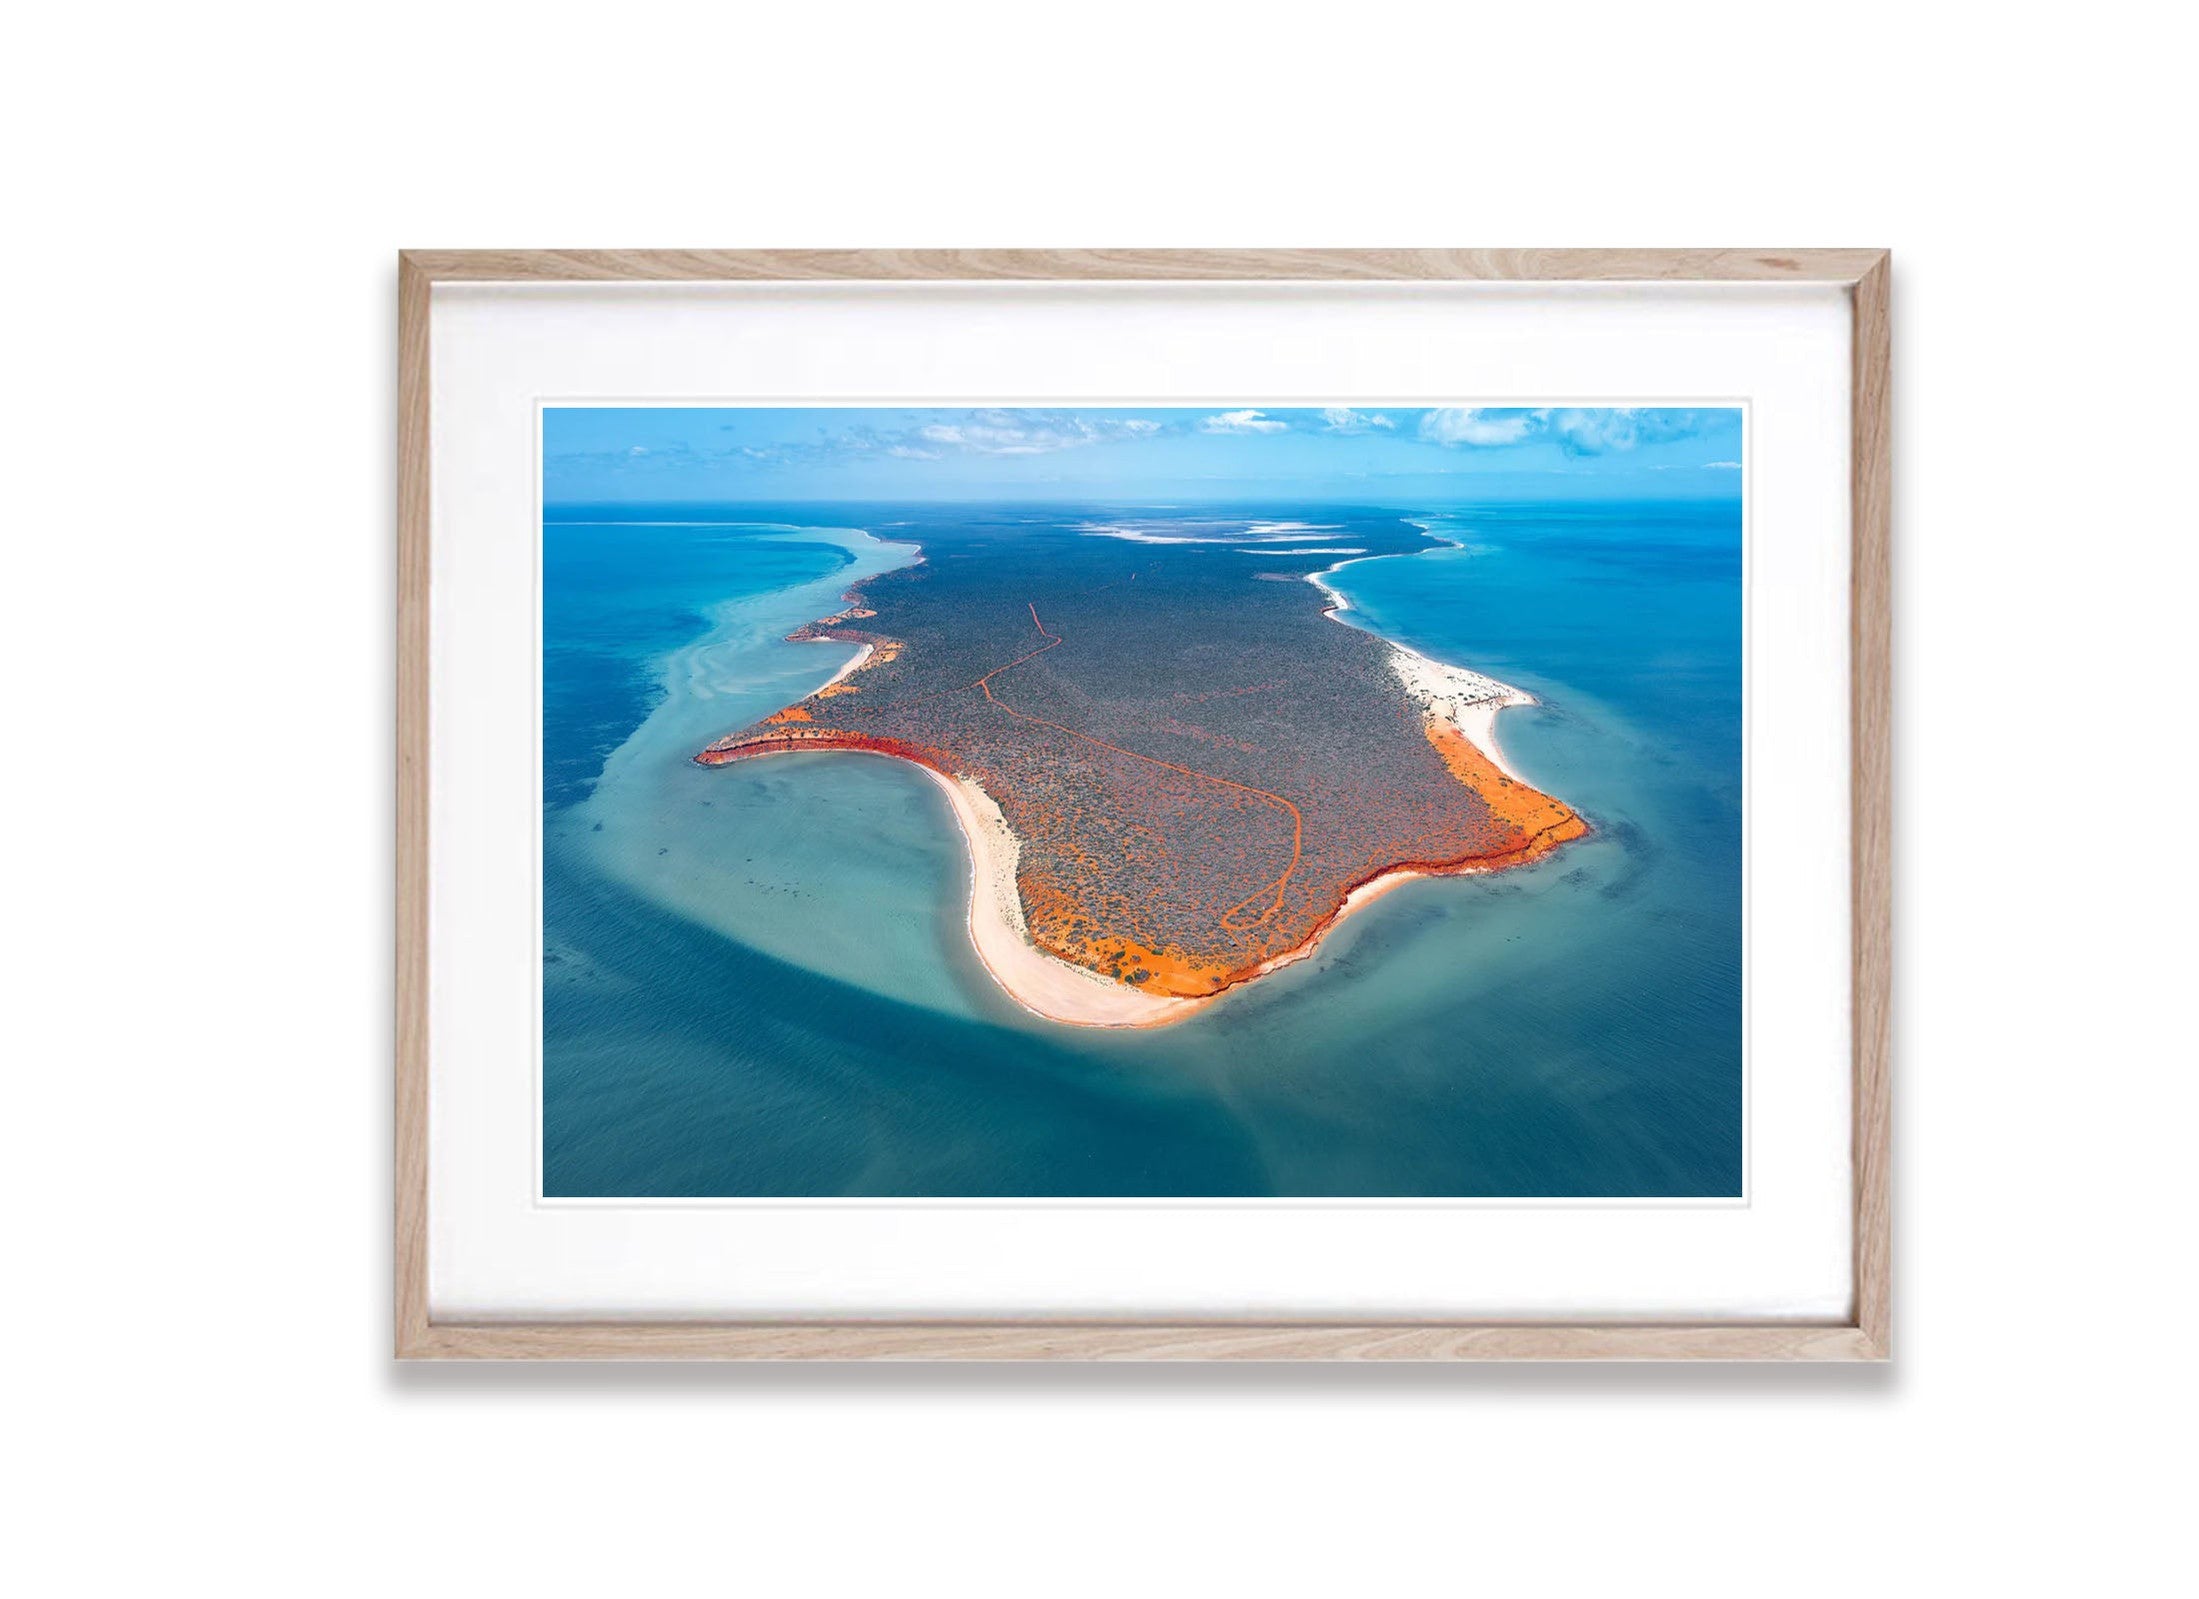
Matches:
[[545, 406, 1743, 503]]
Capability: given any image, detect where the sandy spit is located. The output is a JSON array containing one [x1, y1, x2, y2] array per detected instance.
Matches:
[[1386, 644, 1536, 783], [1311, 553, 1536, 781], [908, 765, 1207, 1029]]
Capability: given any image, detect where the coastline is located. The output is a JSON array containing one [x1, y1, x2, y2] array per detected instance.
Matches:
[[695, 515, 1581, 1030], [702, 698, 1579, 1029], [1312, 536, 1536, 784], [1389, 642, 1536, 784], [812, 640, 873, 689], [706, 744, 1206, 1029], [910, 763, 1208, 1029]]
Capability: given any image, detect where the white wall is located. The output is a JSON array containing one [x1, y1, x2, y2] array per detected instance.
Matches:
[[9, 2, 2189, 1593]]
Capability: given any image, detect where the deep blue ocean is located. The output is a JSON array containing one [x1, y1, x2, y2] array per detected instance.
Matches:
[[542, 501, 1742, 1197]]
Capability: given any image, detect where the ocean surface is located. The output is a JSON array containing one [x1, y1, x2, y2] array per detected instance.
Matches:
[[542, 501, 1743, 1197]]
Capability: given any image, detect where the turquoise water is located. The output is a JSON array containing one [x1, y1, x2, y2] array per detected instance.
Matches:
[[543, 502, 1742, 1196]]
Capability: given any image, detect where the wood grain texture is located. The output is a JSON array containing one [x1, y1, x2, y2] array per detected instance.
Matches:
[[399, 247, 1884, 286], [395, 254, 432, 1358], [400, 1321, 1877, 1362], [1850, 253, 1893, 1358], [394, 248, 1893, 1361]]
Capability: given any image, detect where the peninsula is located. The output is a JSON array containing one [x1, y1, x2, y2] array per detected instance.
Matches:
[[696, 514, 1586, 1026]]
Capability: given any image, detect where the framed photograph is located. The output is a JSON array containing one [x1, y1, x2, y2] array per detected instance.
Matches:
[[398, 249, 1889, 1359]]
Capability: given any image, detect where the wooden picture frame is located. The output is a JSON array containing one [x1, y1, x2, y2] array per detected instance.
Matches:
[[397, 248, 1890, 1360]]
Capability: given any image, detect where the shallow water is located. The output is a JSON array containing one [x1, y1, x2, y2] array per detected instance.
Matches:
[[543, 501, 1742, 1196]]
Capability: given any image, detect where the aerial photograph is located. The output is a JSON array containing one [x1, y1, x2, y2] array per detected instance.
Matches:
[[542, 405, 1744, 1197]]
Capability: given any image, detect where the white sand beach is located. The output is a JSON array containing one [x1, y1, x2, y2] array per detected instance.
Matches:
[[1386, 644, 1535, 783], [908, 764, 1206, 1028], [812, 641, 873, 688], [1311, 553, 1535, 781], [897, 750, 1509, 1029]]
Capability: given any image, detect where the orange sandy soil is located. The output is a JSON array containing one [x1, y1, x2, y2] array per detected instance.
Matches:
[[697, 628, 1588, 1004]]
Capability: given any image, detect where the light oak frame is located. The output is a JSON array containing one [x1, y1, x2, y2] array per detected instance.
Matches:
[[397, 249, 1891, 1360]]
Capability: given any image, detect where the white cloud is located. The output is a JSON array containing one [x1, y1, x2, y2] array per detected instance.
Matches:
[[1320, 407, 1395, 434], [1546, 407, 1725, 455], [1704, 459, 1742, 469], [1202, 408, 1289, 434], [1415, 406, 1727, 454], [1418, 408, 1541, 446], [886, 444, 939, 460], [1548, 408, 1641, 453], [904, 410, 1166, 455]]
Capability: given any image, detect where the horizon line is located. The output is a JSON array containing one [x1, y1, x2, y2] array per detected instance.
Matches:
[[543, 491, 1744, 509]]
